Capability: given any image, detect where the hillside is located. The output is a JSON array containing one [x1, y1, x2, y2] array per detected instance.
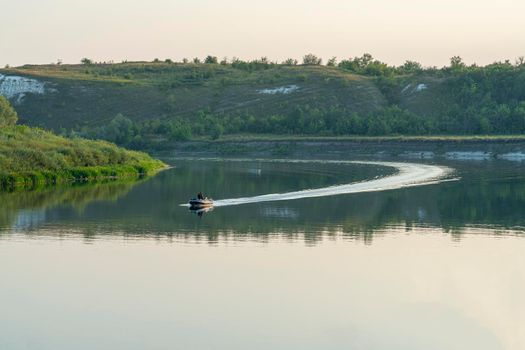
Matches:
[[2, 58, 525, 149], [0, 124, 165, 190], [0, 64, 385, 129]]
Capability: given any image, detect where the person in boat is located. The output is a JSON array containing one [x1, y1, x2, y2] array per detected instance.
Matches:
[[197, 192, 204, 200]]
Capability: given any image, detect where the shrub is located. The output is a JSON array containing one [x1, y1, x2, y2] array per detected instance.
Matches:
[[0, 96, 18, 127], [302, 53, 322, 65], [204, 55, 218, 64]]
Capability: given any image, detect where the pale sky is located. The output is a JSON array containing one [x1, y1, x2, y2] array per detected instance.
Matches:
[[2, 0, 524, 67]]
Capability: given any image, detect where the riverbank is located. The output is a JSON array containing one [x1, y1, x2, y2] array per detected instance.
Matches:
[[196, 134, 525, 143], [159, 137, 525, 161], [0, 125, 166, 191]]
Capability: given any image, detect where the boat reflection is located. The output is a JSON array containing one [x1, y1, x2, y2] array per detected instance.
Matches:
[[189, 206, 214, 217]]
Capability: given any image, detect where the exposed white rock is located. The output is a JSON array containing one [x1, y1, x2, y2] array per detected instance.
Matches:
[[415, 83, 427, 92], [0, 74, 49, 103], [401, 83, 428, 95], [257, 85, 299, 95]]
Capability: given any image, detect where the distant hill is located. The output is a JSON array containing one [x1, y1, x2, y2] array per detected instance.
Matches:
[[1, 59, 525, 149], [0, 64, 384, 128]]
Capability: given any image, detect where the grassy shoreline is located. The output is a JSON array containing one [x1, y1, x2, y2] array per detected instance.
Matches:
[[0, 125, 166, 191], [158, 135, 525, 160], [0, 163, 164, 191]]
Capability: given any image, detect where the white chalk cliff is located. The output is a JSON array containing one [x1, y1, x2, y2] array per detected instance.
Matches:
[[0, 74, 51, 103]]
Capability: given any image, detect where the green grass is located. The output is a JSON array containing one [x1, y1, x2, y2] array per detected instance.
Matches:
[[3, 66, 137, 84], [0, 125, 166, 191], [0, 64, 385, 131]]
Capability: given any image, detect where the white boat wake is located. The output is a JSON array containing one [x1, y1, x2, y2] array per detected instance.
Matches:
[[183, 160, 456, 207]]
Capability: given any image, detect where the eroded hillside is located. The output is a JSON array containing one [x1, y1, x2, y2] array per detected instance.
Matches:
[[1, 64, 388, 130]]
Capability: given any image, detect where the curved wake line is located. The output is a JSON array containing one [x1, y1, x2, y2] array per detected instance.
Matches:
[[183, 160, 456, 207]]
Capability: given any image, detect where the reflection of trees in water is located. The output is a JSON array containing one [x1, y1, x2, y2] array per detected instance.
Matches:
[[438, 178, 525, 230], [148, 177, 525, 243], [0, 180, 137, 231], [3, 161, 525, 244]]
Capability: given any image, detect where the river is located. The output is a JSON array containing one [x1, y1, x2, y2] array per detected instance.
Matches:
[[1, 158, 524, 350]]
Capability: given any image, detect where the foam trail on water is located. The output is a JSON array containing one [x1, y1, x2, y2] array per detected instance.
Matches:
[[184, 160, 456, 207]]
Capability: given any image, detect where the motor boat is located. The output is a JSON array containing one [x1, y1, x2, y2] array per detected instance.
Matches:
[[188, 197, 214, 208]]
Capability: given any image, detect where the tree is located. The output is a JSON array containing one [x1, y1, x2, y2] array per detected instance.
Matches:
[[359, 53, 374, 67], [338, 53, 388, 75], [0, 96, 18, 127], [282, 58, 298, 65], [169, 120, 192, 141], [399, 60, 422, 73], [193, 57, 201, 64], [103, 114, 134, 144], [204, 55, 218, 64], [450, 56, 465, 71], [81, 58, 93, 65], [0, 96, 17, 125], [302, 53, 322, 65], [210, 123, 224, 140], [326, 57, 337, 67], [338, 58, 360, 72]]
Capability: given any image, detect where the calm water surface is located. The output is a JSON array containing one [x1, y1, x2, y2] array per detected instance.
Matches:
[[1, 158, 524, 350]]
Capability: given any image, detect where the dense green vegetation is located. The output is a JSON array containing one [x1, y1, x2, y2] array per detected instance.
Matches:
[[2, 54, 525, 150], [0, 125, 165, 190], [0, 96, 18, 127], [0, 98, 165, 190]]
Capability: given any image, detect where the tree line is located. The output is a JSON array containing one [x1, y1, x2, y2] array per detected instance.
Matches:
[[79, 53, 525, 76], [75, 100, 525, 150]]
